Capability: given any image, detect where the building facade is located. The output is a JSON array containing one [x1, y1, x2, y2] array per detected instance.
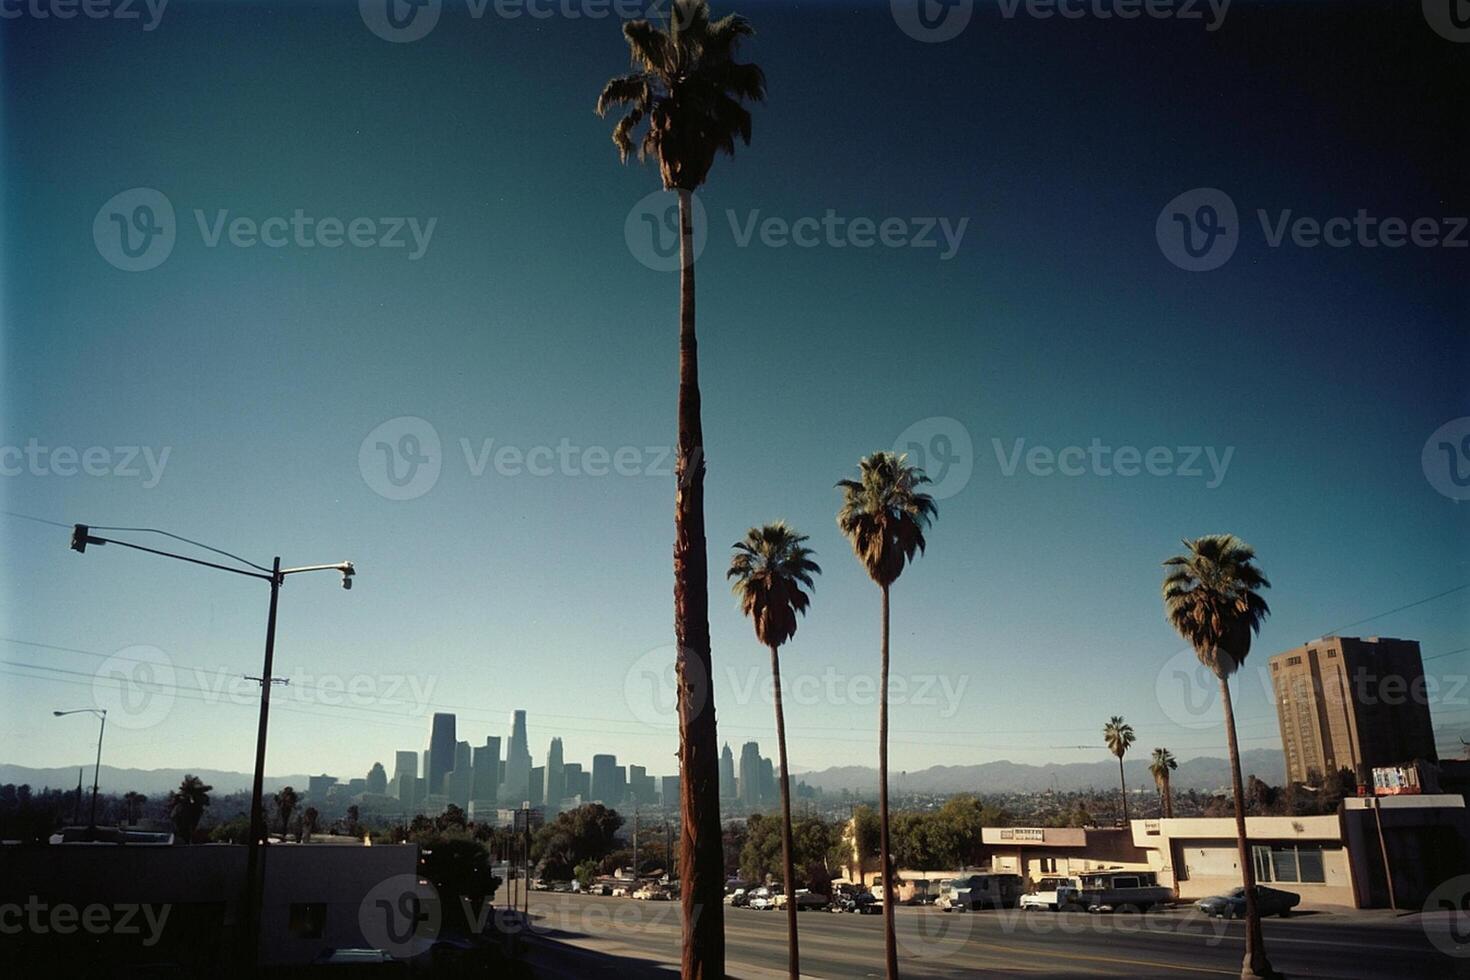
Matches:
[[1270, 636, 1436, 785]]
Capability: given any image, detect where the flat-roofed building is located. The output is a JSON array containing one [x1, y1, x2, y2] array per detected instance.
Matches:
[[1270, 636, 1436, 785]]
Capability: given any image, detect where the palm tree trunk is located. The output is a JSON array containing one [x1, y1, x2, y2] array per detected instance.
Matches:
[[673, 186, 723, 980], [771, 644, 800, 980], [1220, 674, 1274, 979], [1163, 776, 1173, 820], [879, 583, 898, 980], [1118, 757, 1129, 825]]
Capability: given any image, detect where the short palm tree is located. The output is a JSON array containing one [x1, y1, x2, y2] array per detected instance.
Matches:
[[837, 451, 936, 980], [1103, 717, 1136, 824], [1163, 534, 1275, 979], [167, 775, 212, 844], [1150, 748, 1178, 819], [122, 790, 146, 826], [728, 522, 819, 980], [597, 7, 765, 975], [273, 785, 299, 837]]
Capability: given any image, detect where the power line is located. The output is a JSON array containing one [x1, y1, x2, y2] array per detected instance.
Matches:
[[1322, 584, 1470, 636]]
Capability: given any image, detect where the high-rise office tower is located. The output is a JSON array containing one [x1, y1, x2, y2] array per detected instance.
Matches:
[[738, 741, 761, 808], [563, 763, 587, 801], [393, 751, 418, 804], [661, 774, 680, 808], [366, 762, 388, 796], [503, 710, 533, 805], [448, 740, 473, 809], [591, 753, 619, 804], [629, 764, 656, 805], [720, 743, 737, 800], [429, 713, 457, 799], [529, 766, 545, 807], [759, 757, 775, 805], [472, 736, 502, 804], [544, 738, 565, 812], [1270, 636, 1437, 784]]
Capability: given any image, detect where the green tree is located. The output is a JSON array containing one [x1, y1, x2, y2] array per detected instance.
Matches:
[[1103, 716, 1136, 824], [836, 451, 936, 980], [575, 859, 599, 890], [167, 775, 212, 844], [596, 6, 766, 976], [532, 804, 625, 880], [1150, 748, 1178, 819], [1163, 533, 1275, 979], [272, 786, 298, 836], [728, 521, 820, 980]]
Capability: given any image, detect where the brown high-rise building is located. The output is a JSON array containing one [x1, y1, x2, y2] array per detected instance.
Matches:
[[1270, 636, 1436, 785]]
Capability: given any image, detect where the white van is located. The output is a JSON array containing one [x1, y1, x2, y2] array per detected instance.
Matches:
[[936, 873, 1023, 911], [1020, 875, 1082, 911]]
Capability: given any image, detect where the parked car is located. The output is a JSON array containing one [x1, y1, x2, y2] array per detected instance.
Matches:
[[747, 886, 776, 911], [1195, 885, 1301, 919], [831, 889, 880, 914], [586, 883, 613, 896], [1076, 871, 1174, 913], [725, 888, 750, 907], [773, 889, 829, 911], [1020, 876, 1083, 911], [937, 873, 1024, 911]]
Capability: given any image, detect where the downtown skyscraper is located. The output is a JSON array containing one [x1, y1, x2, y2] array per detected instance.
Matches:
[[503, 709, 533, 806], [544, 737, 565, 813], [428, 712, 456, 799]]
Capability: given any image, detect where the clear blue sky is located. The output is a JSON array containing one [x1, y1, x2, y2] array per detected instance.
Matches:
[[2, 1, 1466, 787]]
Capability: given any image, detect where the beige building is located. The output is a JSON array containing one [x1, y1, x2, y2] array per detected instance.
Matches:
[[981, 826, 1151, 886], [1269, 636, 1436, 785]]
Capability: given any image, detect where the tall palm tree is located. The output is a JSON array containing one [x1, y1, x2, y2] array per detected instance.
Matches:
[[123, 790, 146, 826], [836, 451, 936, 980], [1163, 534, 1275, 979], [167, 775, 212, 844], [273, 785, 299, 837], [1103, 716, 1136, 824], [1150, 747, 1178, 819], [302, 806, 320, 843], [728, 523, 820, 980], [597, 6, 765, 976]]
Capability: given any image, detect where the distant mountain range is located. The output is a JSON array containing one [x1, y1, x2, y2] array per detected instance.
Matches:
[[793, 749, 1286, 796], [0, 765, 310, 797], [3, 750, 1285, 799]]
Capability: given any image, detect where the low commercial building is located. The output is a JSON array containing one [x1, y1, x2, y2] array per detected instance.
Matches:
[[1, 841, 419, 969], [981, 826, 1152, 886]]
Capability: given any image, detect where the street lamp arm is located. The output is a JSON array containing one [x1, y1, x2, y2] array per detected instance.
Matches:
[[78, 531, 276, 581]]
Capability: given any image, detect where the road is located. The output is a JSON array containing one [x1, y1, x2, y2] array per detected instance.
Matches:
[[518, 891, 1470, 978]]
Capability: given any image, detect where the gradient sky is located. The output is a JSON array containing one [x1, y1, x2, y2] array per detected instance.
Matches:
[[2, 0, 1466, 789]]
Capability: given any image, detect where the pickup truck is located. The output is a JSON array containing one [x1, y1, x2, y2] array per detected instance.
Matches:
[[1019, 876, 1082, 911], [1075, 871, 1174, 912]]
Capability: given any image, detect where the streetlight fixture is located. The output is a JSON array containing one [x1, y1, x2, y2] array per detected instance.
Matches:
[[68, 523, 354, 965], [53, 708, 106, 829]]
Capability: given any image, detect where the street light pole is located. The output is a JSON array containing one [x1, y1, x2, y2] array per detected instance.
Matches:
[[243, 556, 282, 968], [53, 708, 106, 829], [67, 525, 353, 968]]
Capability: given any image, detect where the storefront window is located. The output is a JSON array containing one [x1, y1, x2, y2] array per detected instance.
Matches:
[[1253, 843, 1327, 884]]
